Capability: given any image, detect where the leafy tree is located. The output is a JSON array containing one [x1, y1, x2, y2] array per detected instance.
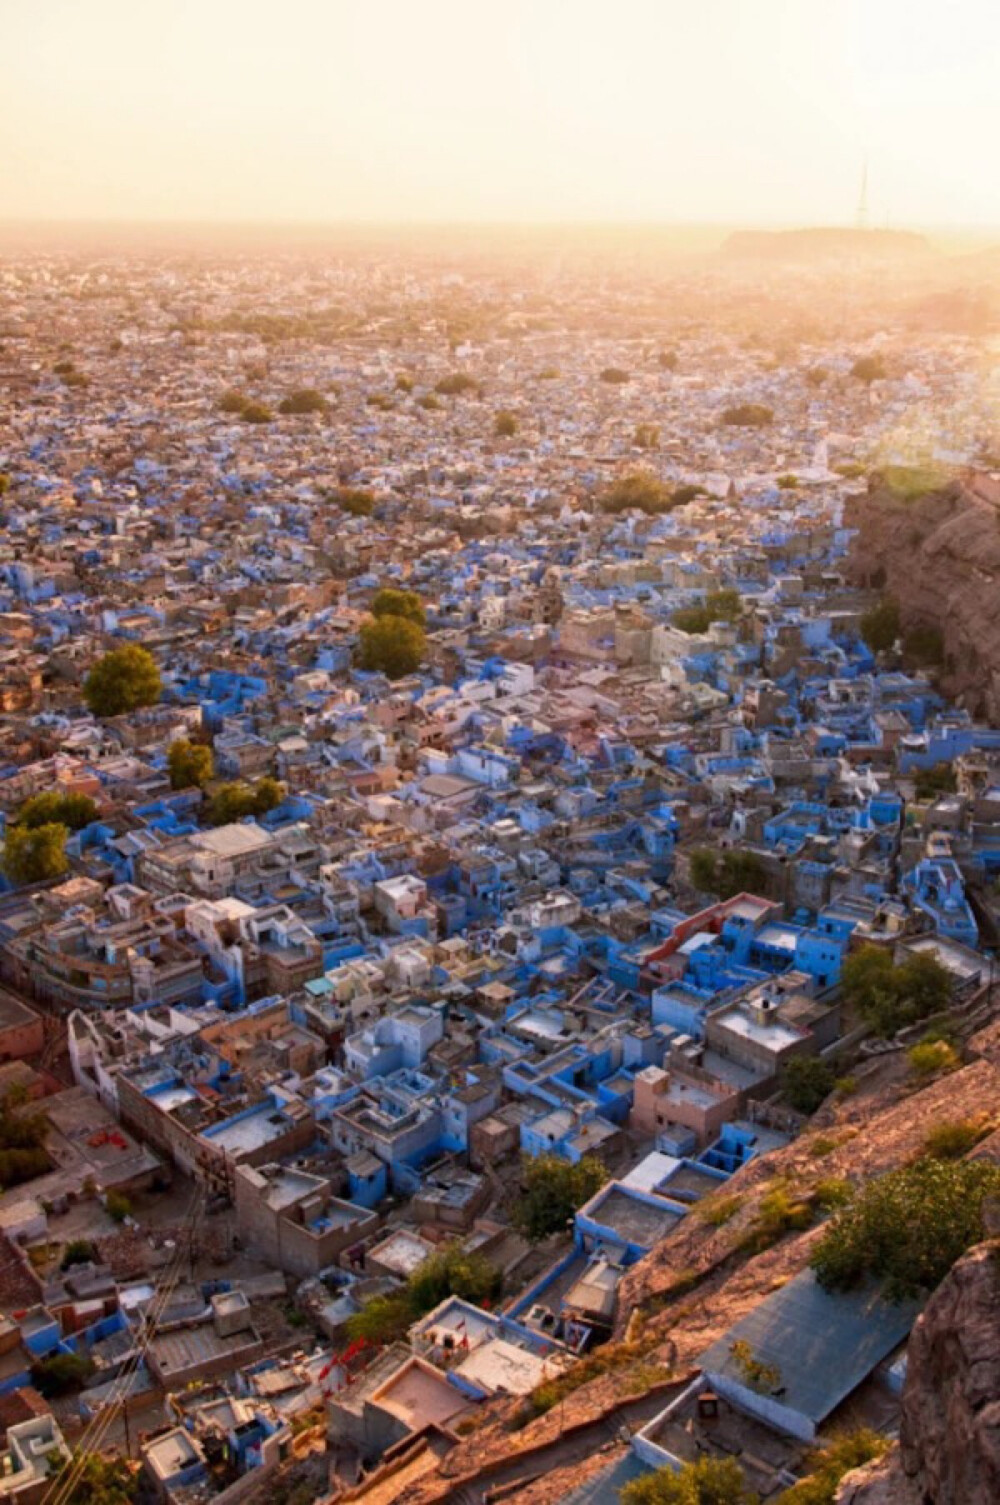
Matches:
[[688, 848, 767, 900], [672, 589, 742, 635], [240, 401, 273, 424], [345, 1291, 413, 1344], [207, 777, 284, 826], [510, 1153, 606, 1242], [851, 355, 887, 384], [106, 1191, 132, 1223], [17, 791, 97, 831], [435, 373, 477, 396], [2, 823, 69, 886], [721, 403, 773, 427], [599, 367, 630, 384], [279, 387, 328, 415], [601, 471, 674, 516], [345, 1243, 502, 1345], [358, 615, 426, 679], [811, 1156, 1000, 1300], [0, 1088, 51, 1188], [840, 946, 951, 1038], [782, 1057, 835, 1115], [773, 1430, 889, 1505], [45, 1451, 138, 1505], [622, 1455, 757, 1505], [903, 623, 944, 666], [371, 587, 425, 626], [494, 410, 517, 438], [913, 763, 956, 802], [84, 645, 162, 717], [168, 739, 214, 790], [635, 423, 660, 450], [30, 1352, 95, 1397], [855, 592, 903, 653]]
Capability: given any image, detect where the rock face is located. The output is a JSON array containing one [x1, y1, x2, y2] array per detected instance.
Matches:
[[836, 1239, 1000, 1505], [846, 471, 1000, 722]]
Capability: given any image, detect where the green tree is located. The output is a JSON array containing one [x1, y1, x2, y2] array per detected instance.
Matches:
[[206, 777, 284, 826], [17, 792, 97, 832], [810, 1156, 1000, 1300], [345, 1244, 503, 1345], [358, 615, 426, 679], [494, 410, 517, 438], [913, 763, 956, 802], [345, 1291, 414, 1344], [240, 401, 273, 424], [168, 739, 214, 790], [279, 387, 328, 415], [782, 1057, 835, 1115], [672, 589, 742, 635], [721, 403, 773, 427], [45, 1452, 138, 1505], [371, 588, 425, 626], [859, 597, 900, 654], [106, 1191, 132, 1223], [2, 823, 69, 886], [510, 1153, 606, 1242], [773, 1431, 889, 1505], [902, 623, 944, 666], [30, 1352, 95, 1397], [0, 1088, 51, 1189], [840, 946, 951, 1038], [84, 645, 161, 717], [61, 1239, 98, 1270], [622, 1455, 757, 1505], [688, 848, 767, 900], [601, 471, 674, 516]]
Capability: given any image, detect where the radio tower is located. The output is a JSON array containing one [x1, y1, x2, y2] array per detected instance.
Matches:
[[856, 160, 869, 230]]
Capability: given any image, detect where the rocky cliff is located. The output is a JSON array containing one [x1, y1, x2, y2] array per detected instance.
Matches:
[[836, 1236, 1000, 1505], [846, 469, 1000, 722]]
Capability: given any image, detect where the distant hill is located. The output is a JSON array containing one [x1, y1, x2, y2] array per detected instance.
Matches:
[[722, 227, 930, 261]]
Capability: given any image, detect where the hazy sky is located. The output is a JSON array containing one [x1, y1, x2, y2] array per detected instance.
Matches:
[[3, 0, 997, 226]]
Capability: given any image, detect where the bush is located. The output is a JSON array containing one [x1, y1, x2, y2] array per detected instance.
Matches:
[[878, 464, 949, 502], [776, 473, 799, 489], [721, 403, 773, 427], [358, 615, 426, 679], [782, 1057, 835, 1115], [697, 1193, 744, 1227], [903, 623, 944, 667], [106, 1191, 132, 1223], [907, 1039, 960, 1079], [61, 1239, 98, 1270], [418, 393, 441, 410], [17, 792, 97, 832], [435, 373, 477, 396], [1, 824, 69, 886], [510, 1153, 606, 1242], [494, 410, 517, 438], [670, 484, 707, 507], [345, 1243, 503, 1345], [168, 739, 213, 790], [395, 373, 414, 392], [622, 1455, 757, 1505], [45, 1452, 138, 1505], [84, 645, 162, 717], [325, 487, 374, 517], [913, 763, 957, 802], [218, 388, 250, 414], [599, 367, 630, 384], [812, 1178, 853, 1212], [840, 946, 951, 1038], [658, 350, 678, 370], [922, 1117, 991, 1160], [279, 388, 328, 415], [30, 1352, 95, 1397], [738, 1184, 812, 1254], [774, 1430, 889, 1505], [240, 401, 273, 424], [851, 355, 887, 384], [859, 596, 899, 653], [810, 1156, 1000, 1299]]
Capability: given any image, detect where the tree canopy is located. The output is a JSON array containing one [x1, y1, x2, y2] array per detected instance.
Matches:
[[622, 1455, 757, 1505], [672, 588, 742, 635], [810, 1156, 1000, 1300], [688, 848, 768, 901], [435, 372, 477, 396], [84, 645, 162, 717], [494, 410, 517, 437], [599, 367, 630, 384], [346, 1243, 502, 1345], [168, 739, 214, 790], [510, 1153, 606, 1242], [325, 486, 374, 517], [279, 387, 328, 415], [600, 471, 675, 516], [851, 354, 887, 384], [782, 1056, 835, 1115], [371, 587, 425, 626], [1, 823, 69, 886], [206, 777, 284, 827], [840, 945, 951, 1038], [358, 614, 426, 679], [721, 403, 773, 428], [635, 423, 660, 450], [45, 1452, 138, 1505], [17, 791, 96, 832], [859, 596, 900, 654]]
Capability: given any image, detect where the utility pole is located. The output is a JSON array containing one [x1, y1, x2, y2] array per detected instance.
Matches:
[[856, 161, 869, 231]]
